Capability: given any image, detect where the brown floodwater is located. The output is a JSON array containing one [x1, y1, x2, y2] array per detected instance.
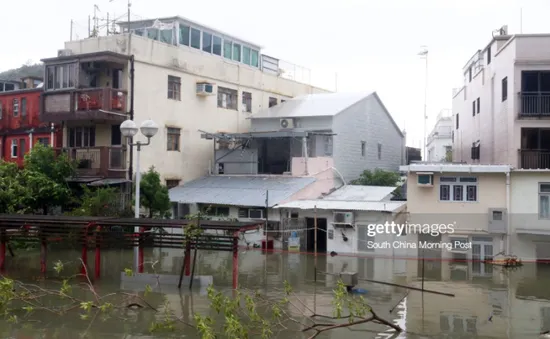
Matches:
[[0, 247, 549, 338]]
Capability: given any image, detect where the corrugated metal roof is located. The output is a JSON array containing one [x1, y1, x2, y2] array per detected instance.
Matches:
[[274, 200, 406, 212], [326, 185, 396, 201], [250, 92, 373, 119], [169, 175, 316, 207]]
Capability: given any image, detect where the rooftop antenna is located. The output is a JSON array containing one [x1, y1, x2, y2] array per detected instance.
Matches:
[[110, 0, 132, 33]]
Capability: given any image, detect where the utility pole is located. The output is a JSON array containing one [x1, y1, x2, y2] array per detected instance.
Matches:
[[70, 20, 73, 41], [418, 46, 429, 160]]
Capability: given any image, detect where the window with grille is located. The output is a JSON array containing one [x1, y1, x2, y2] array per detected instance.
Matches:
[[167, 127, 181, 151], [167, 75, 181, 100]]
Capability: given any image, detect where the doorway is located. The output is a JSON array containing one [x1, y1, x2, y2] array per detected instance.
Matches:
[[306, 217, 327, 253]]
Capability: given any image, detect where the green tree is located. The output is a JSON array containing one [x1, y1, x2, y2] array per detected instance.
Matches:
[[0, 161, 27, 213], [20, 144, 76, 214], [67, 186, 127, 217], [350, 169, 400, 186], [140, 166, 171, 218]]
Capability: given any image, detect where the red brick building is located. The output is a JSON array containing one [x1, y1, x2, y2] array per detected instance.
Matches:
[[0, 77, 62, 166]]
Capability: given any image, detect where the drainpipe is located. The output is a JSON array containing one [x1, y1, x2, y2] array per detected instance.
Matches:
[[128, 55, 135, 180], [29, 129, 33, 151], [505, 170, 511, 255], [50, 123, 55, 147], [302, 136, 308, 175]]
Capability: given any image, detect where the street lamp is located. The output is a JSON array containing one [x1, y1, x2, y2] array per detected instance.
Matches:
[[120, 119, 159, 272], [418, 46, 428, 161]]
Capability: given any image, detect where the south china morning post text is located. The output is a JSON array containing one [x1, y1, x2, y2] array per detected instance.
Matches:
[[364, 221, 472, 251]]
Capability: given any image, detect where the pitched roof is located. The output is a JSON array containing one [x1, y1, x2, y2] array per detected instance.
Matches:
[[169, 175, 316, 207], [274, 200, 406, 212], [326, 185, 396, 201], [250, 92, 373, 119]]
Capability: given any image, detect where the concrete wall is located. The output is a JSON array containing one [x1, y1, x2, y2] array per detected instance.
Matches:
[[63, 34, 330, 183], [332, 95, 404, 182], [451, 35, 550, 166]]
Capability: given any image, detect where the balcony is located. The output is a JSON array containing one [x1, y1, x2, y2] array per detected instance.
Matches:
[[518, 149, 550, 169], [42, 88, 128, 123], [518, 92, 550, 118], [60, 146, 127, 178]]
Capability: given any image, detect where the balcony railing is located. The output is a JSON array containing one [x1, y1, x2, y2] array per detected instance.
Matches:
[[42, 87, 128, 123], [519, 149, 550, 169], [518, 92, 550, 117], [59, 146, 127, 178], [75, 88, 127, 113]]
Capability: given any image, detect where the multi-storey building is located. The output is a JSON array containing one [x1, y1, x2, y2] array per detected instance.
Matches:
[[39, 16, 329, 185], [426, 109, 452, 162], [451, 25, 550, 169], [0, 77, 61, 167]]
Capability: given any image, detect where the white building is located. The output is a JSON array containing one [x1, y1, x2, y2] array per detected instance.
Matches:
[[39, 16, 330, 186], [451, 25, 550, 170], [426, 109, 453, 162], [274, 185, 407, 255]]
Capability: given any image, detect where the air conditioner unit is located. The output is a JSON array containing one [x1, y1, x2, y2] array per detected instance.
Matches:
[[196, 82, 214, 96], [333, 211, 354, 226], [58, 49, 73, 57], [417, 172, 434, 187], [280, 118, 294, 129]]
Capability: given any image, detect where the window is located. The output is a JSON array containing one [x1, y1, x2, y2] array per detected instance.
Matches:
[[166, 179, 180, 189], [37, 138, 49, 147], [167, 127, 181, 151], [456, 114, 459, 129], [476, 97, 480, 114], [160, 29, 173, 44], [468, 67, 472, 82], [0, 102, 3, 120], [242, 46, 251, 65], [12, 99, 19, 117], [361, 141, 366, 156], [501, 77, 508, 101], [179, 25, 190, 46], [213, 36, 222, 56], [68, 127, 95, 147], [487, 46, 491, 65], [201, 205, 230, 217], [251, 50, 259, 67], [167, 75, 181, 100], [190, 28, 201, 49], [232, 43, 241, 62], [147, 28, 159, 40], [242, 92, 252, 113], [539, 183, 550, 219], [223, 40, 232, 59], [10, 139, 17, 158], [45, 63, 77, 90], [21, 98, 27, 116], [377, 143, 382, 160], [324, 136, 333, 156], [472, 100, 475, 116], [439, 176, 478, 202], [268, 97, 277, 107], [357, 225, 375, 252], [238, 208, 264, 219], [217, 87, 238, 110], [471, 144, 480, 160], [19, 139, 25, 157], [202, 32, 212, 53]]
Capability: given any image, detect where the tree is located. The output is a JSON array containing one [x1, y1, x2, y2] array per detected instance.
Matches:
[[20, 144, 75, 214], [67, 186, 131, 217], [0, 161, 27, 213], [351, 169, 400, 186], [140, 166, 171, 218]]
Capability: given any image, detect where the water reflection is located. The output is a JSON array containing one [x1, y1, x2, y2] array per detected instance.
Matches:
[[1, 249, 550, 338]]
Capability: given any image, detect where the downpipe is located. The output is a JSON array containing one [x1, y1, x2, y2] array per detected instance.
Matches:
[[505, 170, 511, 254]]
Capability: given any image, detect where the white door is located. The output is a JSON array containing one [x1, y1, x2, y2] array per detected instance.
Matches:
[[472, 236, 493, 276]]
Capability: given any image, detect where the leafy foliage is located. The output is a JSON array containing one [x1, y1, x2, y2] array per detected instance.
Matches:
[[23, 143, 75, 183], [139, 166, 171, 218], [67, 186, 131, 217], [0, 161, 27, 213], [350, 169, 400, 186]]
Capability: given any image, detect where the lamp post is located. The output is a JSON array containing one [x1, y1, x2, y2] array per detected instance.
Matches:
[[120, 119, 159, 272], [418, 46, 428, 161]]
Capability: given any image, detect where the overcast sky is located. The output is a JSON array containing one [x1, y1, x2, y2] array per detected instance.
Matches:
[[0, 0, 547, 147]]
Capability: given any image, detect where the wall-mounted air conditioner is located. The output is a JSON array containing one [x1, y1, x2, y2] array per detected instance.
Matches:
[[417, 172, 434, 187], [196, 82, 214, 96], [333, 211, 354, 227], [280, 118, 294, 129]]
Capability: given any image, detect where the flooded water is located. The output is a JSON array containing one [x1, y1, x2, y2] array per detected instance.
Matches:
[[1, 248, 549, 338]]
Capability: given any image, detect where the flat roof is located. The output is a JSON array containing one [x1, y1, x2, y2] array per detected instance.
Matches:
[[41, 51, 130, 64], [274, 200, 406, 213], [400, 163, 511, 173]]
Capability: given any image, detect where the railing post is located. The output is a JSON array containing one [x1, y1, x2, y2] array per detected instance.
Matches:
[[82, 222, 93, 276], [95, 225, 102, 279], [138, 226, 145, 273], [0, 229, 6, 272], [232, 233, 239, 290]]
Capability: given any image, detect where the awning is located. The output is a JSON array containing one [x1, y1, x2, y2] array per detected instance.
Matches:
[[87, 178, 131, 186]]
